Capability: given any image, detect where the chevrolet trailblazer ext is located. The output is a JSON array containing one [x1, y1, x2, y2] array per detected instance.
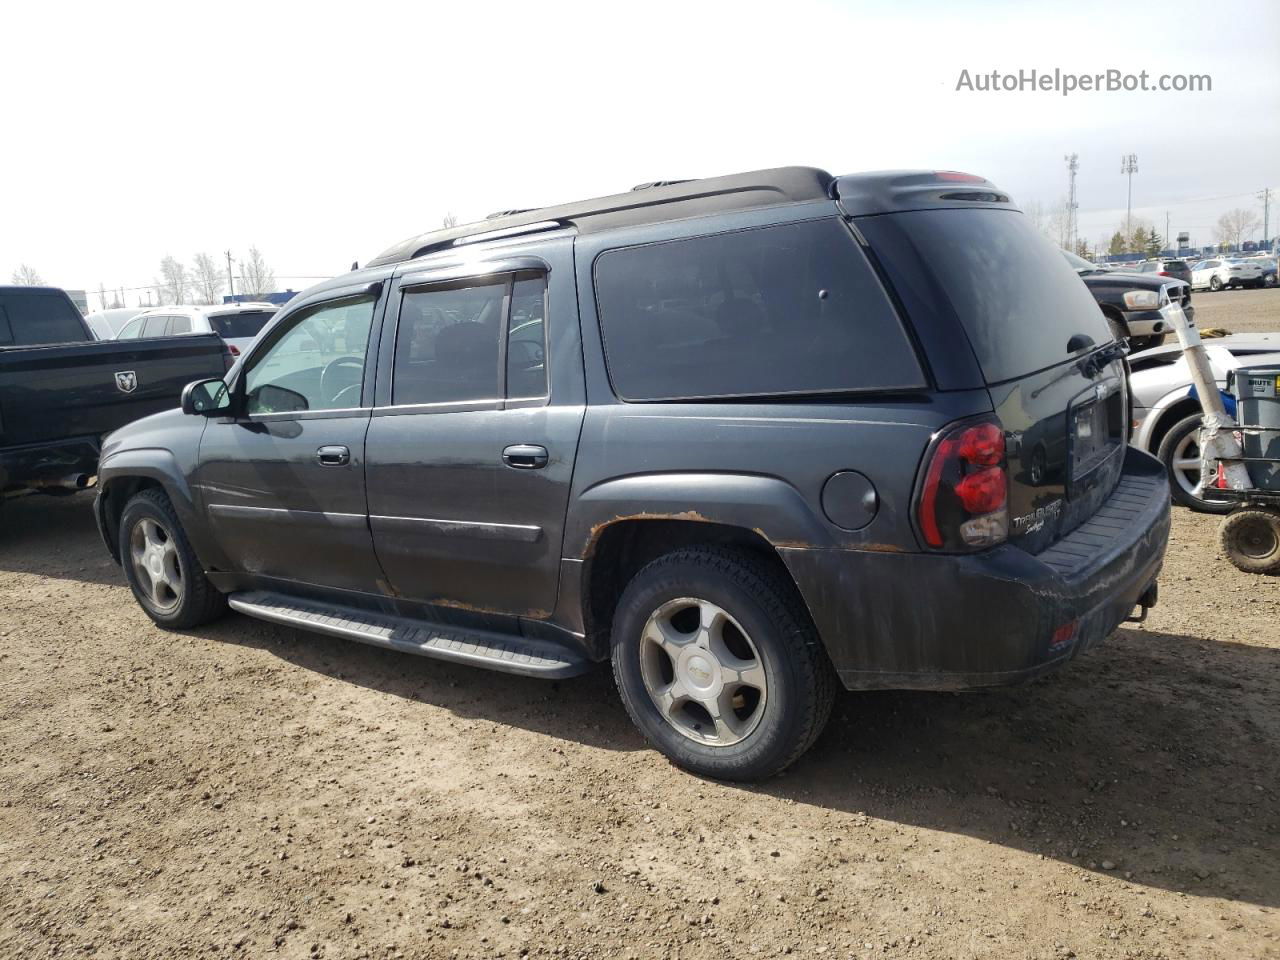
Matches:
[[95, 168, 1170, 780]]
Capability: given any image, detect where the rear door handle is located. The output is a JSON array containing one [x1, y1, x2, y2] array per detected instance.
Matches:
[[502, 444, 549, 469], [316, 445, 351, 466]]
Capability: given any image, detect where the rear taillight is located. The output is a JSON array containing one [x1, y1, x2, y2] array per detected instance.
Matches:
[[1157, 270, 1170, 277], [229, 344, 241, 356], [917, 419, 1009, 550]]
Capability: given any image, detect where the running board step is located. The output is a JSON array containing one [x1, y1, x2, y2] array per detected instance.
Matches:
[[227, 591, 591, 679]]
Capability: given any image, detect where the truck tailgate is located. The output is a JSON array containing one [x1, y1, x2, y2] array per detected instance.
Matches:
[[0, 335, 227, 445]]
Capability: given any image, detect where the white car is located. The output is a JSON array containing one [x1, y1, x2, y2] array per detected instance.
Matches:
[[1129, 333, 1280, 511], [116, 302, 278, 357], [83, 306, 147, 340], [1190, 257, 1265, 291]]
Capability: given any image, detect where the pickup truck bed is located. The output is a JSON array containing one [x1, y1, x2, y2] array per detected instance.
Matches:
[[0, 286, 230, 495]]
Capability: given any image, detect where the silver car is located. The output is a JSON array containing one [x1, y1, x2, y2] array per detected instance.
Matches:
[[1130, 333, 1280, 511]]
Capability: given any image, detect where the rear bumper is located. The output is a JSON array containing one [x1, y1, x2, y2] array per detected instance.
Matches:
[[1122, 302, 1193, 337], [782, 448, 1171, 691], [0, 436, 100, 493]]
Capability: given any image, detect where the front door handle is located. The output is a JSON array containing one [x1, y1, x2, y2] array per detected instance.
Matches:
[[502, 444, 549, 469], [316, 445, 351, 467]]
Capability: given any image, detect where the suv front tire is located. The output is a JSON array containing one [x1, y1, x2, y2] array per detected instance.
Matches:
[[120, 488, 227, 629], [610, 546, 836, 780]]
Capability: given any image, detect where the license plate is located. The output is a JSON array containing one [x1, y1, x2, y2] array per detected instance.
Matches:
[[1072, 400, 1109, 478]]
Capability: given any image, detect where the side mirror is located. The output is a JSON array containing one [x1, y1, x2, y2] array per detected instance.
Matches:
[[181, 378, 232, 416]]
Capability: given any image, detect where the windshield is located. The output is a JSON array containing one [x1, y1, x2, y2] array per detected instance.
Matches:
[[210, 310, 274, 339], [877, 208, 1115, 384]]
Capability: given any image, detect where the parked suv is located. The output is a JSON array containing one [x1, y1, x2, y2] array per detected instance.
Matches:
[[94, 168, 1170, 780], [1135, 258, 1192, 286], [116, 302, 278, 357]]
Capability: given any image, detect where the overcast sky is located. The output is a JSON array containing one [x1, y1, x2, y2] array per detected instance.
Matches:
[[3, 0, 1278, 305]]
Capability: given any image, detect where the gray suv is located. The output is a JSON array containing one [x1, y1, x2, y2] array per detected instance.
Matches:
[[94, 168, 1170, 780]]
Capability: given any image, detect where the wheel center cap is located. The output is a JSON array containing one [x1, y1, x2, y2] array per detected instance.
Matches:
[[679, 650, 722, 694]]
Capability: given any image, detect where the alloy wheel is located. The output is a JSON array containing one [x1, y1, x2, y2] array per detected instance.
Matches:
[[1171, 429, 1204, 501], [129, 517, 184, 612], [638, 598, 768, 747]]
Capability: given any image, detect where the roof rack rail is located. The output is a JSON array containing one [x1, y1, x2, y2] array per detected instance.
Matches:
[[451, 220, 565, 248], [631, 180, 692, 191], [367, 167, 835, 267], [486, 209, 534, 219]]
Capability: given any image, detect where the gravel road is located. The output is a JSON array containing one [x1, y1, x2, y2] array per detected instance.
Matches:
[[1, 286, 1277, 960]]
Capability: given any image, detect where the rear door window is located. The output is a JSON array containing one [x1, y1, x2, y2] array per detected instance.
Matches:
[[169, 315, 192, 334], [142, 315, 169, 338], [392, 278, 506, 405], [593, 218, 924, 401]]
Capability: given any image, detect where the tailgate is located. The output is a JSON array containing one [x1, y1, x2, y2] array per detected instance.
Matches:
[[0, 335, 227, 445], [856, 205, 1128, 553], [989, 355, 1128, 553]]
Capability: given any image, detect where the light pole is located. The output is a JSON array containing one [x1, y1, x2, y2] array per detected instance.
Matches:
[[1121, 153, 1138, 238], [1064, 153, 1079, 253]]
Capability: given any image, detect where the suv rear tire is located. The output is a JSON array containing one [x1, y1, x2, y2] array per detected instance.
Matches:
[[610, 546, 836, 781], [1156, 413, 1234, 515], [120, 488, 227, 629]]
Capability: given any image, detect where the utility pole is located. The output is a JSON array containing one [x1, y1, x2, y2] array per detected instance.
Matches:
[[1259, 188, 1273, 250], [1165, 211, 1171, 252], [1064, 153, 1079, 253], [1121, 153, 1138, 237], [225, 250, 235, 299]]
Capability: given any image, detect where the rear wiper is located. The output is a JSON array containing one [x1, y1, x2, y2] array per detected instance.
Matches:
[[1030, 337, 1128, 398]]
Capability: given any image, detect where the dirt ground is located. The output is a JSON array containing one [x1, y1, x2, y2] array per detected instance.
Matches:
[[1189, 284, 1280, 335], [2, 289, 1278, 960]]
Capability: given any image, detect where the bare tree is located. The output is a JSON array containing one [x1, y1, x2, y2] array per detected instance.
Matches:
[[157, 256, 189, 305], [442, 212, 459, 229], [239, 246, 276, 297], [191, 252, 224, 305], [10, 263, 43, 285], [1046, 197, 1072, 250], [1215, 208, 1262, 251], [1021, 200, 1046, 234]]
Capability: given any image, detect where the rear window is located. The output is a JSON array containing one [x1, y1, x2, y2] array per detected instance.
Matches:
[[1163, 260, 1188, 270], [593, 218, 925, 401], [872, 208, 1113, 384], [0, 292, 88, 345], [211, 310, 274, 339]]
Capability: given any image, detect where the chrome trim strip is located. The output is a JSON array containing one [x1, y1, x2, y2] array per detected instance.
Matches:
[[370, 514, 543, 543], [207, 504, 367, 528]]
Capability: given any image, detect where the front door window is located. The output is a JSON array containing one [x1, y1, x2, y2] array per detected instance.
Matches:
[[243, 296, 375, 413]]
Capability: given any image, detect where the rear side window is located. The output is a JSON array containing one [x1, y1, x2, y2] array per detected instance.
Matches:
[[0, 292, 87, 345], [211, 310, 274, 339], [142, 315, 169, 337], [593, 218, 924, 401], [169, 315, 192, 334]]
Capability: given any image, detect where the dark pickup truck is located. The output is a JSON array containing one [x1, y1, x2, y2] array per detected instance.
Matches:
[[0, 286, 231, 497]]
